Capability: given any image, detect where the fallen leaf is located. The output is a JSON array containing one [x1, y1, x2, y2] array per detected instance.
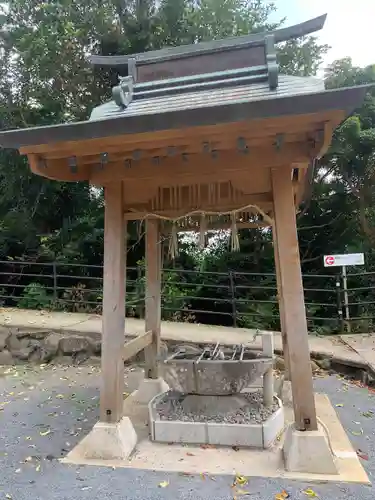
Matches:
[[351, 429, 364, 436], [362, 411, 374, 418], [25, 436, 32, 441], [357, 450, 369, 461], [36, 464, 41, 472], [40, 429, 51, 436], [5, 494, 12, 499], [236, 489, 252, 496], [335, 404, 344, 408], [275, 490, 289, 500], [186, 452, 195, 456], [234, 475, 248, 486], [56, 394, 64, 399], [200, 443, 216, 449], [303, 488, 318, 497], [158, 480, 169, 488], [24, 456, 32, 462], [232, 445, 240, 451]]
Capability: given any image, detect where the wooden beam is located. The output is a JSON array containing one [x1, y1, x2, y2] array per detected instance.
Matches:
[[144, 219, 162, 379], [19, 111, 342, 157], [90, 144, 311, 185], [122, 330, 153, 362], [43, 131, 308, 164], [271, 166, 317, 431], [100, 184, 126, 424], [28, 153, 91, 182]]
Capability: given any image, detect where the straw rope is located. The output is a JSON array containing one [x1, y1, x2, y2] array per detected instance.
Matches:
[[128, 203, 274, 258]]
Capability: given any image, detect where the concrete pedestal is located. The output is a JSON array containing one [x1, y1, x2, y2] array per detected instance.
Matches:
[[283, 424, 337, 474], [133, 377, 169, 404], [67, 417, 137, 460]]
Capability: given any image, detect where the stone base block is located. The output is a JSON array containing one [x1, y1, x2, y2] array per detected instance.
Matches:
[[133, 377, 169, 404], [149, 393, 284, 448], [283, 424, 337, 474], [153, 420, 207, 444], [263, 405, 285, 448], [67, 417, 137, 460]]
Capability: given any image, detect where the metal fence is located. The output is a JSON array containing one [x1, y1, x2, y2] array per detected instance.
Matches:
[[0, 259, 374, 333]]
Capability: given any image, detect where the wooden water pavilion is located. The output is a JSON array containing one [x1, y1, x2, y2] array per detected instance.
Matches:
[[0, 14, 368, 465]]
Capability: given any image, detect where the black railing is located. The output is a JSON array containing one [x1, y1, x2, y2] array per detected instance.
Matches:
[[0, 259, 373, 333]]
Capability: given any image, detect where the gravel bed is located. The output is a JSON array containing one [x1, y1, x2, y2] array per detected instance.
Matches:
[[155, 390, 279, 424]]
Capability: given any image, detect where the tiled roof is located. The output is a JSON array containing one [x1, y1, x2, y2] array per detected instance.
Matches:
[[90, 74, 325, 122]]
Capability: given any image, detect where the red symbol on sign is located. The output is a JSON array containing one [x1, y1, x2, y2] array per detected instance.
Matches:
[[325, 256, 335, 266]]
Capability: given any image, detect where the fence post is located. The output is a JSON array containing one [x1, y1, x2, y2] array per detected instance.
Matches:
[[336, 275, 344, 333], [229, 271, 237, 327], [52, 262, 57, 302], [342, 265, 351, 333]]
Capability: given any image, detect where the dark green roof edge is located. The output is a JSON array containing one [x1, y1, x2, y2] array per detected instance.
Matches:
[[0, 85, 369, 151], [90, 14, 327, 67]]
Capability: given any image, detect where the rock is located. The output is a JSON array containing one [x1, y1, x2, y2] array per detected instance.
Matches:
[[0, 328, 9, 351], [0, 350, 14, 365], [275, 356, 320, 374], [19, 337, 31, 348], [59, 335, 93, 355], [134, 349, 145, 363], [310, 360, 321, 373], [72, 350, 90, 365], [92, 340, 101, 355], [274, 356, 286, 371], [16, 329, 49, 340], [28, 332, 62, 363], [50, 356, 73, 366], [12, 346, 36, 361], [315, 357, 331, 371], [42, 332, 61, 356], [6, 333, 22, 351], [82, 356, 102, 367]]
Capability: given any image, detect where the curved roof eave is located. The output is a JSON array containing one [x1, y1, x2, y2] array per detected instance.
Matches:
[[89, 15, 327, 68], [0, 85, 369, 151]]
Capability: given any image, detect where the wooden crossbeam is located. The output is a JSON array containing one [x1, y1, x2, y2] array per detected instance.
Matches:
[[122, 330, 153, 362]]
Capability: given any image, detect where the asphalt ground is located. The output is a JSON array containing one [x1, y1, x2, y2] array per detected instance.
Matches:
[[0, 364, 374, 500]]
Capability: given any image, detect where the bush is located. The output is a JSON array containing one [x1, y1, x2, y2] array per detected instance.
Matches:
[[19, 283, 51, 310]]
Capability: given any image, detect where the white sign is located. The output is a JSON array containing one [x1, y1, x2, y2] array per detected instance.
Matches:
[[323, 253, 364, 267]]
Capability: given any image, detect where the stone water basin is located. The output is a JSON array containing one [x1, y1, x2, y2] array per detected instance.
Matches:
[[162, 344, 273, 395]]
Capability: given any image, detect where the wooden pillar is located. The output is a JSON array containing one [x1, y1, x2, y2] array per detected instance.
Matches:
[[271, 166, 317, 431], [100, 183, 126, 423], [272, 221, 290, 380], [144, 218, 162, 379]]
